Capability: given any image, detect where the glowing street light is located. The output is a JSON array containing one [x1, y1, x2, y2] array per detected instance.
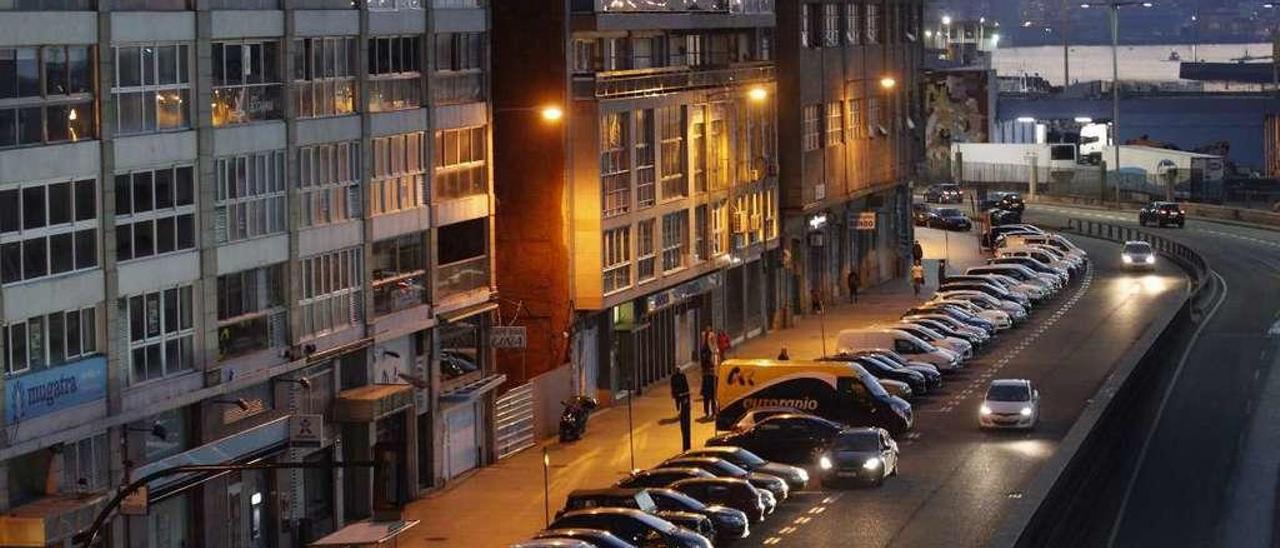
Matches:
[[941, 15, 952, 25], [880, 76, 897, 90], [747, 86, 768, 103], [540, 105, 564, 122]]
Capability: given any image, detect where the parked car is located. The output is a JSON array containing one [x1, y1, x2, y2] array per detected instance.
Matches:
[[983, 191, 1026, 213], [885, 322, 974, 359], [840, 349, 943, 387], [554, 488, 718, 538], [676, 447, 810, 490], [966, 264, 1061, 293], [835, 328, 964, 371], [530, 529, 636, 548], [707, 414, 845, 465], [819, 353, 929, 395], [646, 488, 751, 542], [935, 290, 1028, 323], [616, 468, 716, 489], [988, 207, 1023, 226], [511, 538, 596, 548], [927, 207, 972, 231], [669, 477, 772, 523], [901, 315, 989, 347], [927, 298, 1014, 330], [988, 257, 1069, 286], [1139, 201, 1186, 227], [548, 509, 712, 548], [1121, 240, 1157, 270], [979, 379, 1040, 430], [817, 427, 900, 487], [660, 457, 790, 501], [903, 304, 998, 334], [912, 203, 933, 226], [924, 183, 964, 203]]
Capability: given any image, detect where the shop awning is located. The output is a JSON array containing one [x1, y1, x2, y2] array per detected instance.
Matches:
[[0, 493, 108, 547], [308, 519, 419, 546], [132, 415, 290, 495], [437, 301, 498, 323], [439, 373, 506, 404], [334, 384, 415, 423]]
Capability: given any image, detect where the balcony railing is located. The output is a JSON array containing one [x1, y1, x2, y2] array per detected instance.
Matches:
[[436, 256, 490, 301], [432, 71, 486, 106], [576, 63, 774, 100], [373, 272, 428, 316], [574, 0, 772, 14]]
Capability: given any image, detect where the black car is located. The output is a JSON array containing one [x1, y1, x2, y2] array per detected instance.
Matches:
[[927, 208, 972, 231], [660, 457, 789, 501], [670, 477, 770, 523], [823, 354, 929, 395], [531, 528, 636, 548], [817, 428, 900, 487], [912, 203, 932, 226], [984, 191, 1026, 213], [707, 414, 845, 465], [555, 487, 717, 537], [616, 468, 715, 489], [988, 208, 1022, 227], [646, 488, 752, 542], [549, 508, 712, 548], [675, 447, 810, 490], [1139, 201, 1186, 227], [924, 183, 964, 203]]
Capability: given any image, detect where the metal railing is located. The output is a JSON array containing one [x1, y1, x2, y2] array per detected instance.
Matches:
[[576, 63, 774, 100], [574, 0, 772, 13], [494, 382, 536, 460], [436, 256, 491, 301], [1066, 219, 1209, 290]]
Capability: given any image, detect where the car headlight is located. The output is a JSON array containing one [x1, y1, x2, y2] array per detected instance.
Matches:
[[795, 469, 809, 482], [819, 456, 833, 470], [1020, 406, 1033, 417], [1122, 255, 1133, 264], [863, 458, 883, 471], [1145, 256, 1156, 264], [980, 404, 993, 416]]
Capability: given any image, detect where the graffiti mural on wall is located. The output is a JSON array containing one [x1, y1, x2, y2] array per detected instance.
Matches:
[[924, 71, 992, 166]]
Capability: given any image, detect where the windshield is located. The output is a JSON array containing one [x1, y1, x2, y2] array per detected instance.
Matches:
[[937, 208, 964, 217], [656, 489, 706, 511], [835, 432, 881, 452], [1124, 243, 1152, 254], [726, 449, 766, 467], [987, 384, 1031, 402]]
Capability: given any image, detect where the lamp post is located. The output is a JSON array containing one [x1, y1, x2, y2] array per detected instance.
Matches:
[[1081, 1, 1154, 207]]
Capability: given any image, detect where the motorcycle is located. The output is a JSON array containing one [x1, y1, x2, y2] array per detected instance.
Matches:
[[559, 395, 599, 442]]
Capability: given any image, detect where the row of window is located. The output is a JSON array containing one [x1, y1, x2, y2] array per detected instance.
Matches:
[[801, 96, 887, 151], [299, 247, 364, 338], [801, 1, 920, 48], [0, 178, 99, 285], [571, 31, 772, 74], [123, 286, 195, 384], [2, 306, 97, 375]]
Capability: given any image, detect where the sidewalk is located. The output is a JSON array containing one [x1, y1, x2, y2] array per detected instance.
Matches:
[[404, 228, 981, 547]]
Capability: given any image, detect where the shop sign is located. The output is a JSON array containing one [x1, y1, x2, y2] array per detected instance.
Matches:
[[5, 356, 107, 425], [491, 326, 527, 349], [646, 273, 722, 312], [856, 212, 877, 231], [290, 414, 324, 448]]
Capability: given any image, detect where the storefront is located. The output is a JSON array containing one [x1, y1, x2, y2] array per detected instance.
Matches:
[[335, 383, 416, 519], [601, 274, 720, 397], [435, 304, 502, 482]]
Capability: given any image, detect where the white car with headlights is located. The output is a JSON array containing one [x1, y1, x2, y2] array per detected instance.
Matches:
[[979, 379, 1040, 430], [936, 290, 1028, 322], [1121, 240, 1157, 270]]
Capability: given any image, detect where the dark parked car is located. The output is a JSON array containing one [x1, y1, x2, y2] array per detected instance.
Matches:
[[646, 488, 751, 542], [549, 508, 712, 548], [1139, 201, 1185, 227], [817, 427, 900, 487], [912, 203, 933, 226], [531, 528, 636, 548], [675, 446, 810, 490], [988, 207, 1022, 227], [982, 191, 1025, 213], [660, 457, 789, 501], [927, 208, 972, 231], [616, 468, 715, 489], [924, 183, 964, 203], [822, 354, 929, 395], [555, 487, 715, 537], [707, 414, 845, 465], [670, 477, 771, 523]]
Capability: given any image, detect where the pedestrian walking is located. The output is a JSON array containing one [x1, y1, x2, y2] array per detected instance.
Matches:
[[911, 261, 925, 296], [937, 259, 948, 286], [777, 347, 791, 360], [912, 240, 924, 264], [700, 364, 717, 418], [810, 288, 824, 315], [847, 269, 860, 303], [671, 368, 692, 450]]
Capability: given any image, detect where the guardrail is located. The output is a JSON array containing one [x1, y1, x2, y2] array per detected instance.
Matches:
[[995, 218, 1220, 547]]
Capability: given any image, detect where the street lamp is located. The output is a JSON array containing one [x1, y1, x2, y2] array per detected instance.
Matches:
[[880, 76, 897, 90], [1080, 1, 1154, 207], [539, 105, 564, 122], [747, 85, 768, 103]]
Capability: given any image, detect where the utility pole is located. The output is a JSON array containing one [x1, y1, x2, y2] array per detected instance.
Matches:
[[1111, 4, 1122, 207], [1062, 0, 1072, 85]]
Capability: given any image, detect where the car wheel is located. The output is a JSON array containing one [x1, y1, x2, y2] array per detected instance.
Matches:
[[1178, 221, 1185, 228]]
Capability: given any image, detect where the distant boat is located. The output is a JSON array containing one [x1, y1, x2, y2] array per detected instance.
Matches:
[[1167, 50, 1181, 62]]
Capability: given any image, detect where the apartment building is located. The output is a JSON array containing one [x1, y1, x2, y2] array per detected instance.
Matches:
[[492, 0, 780, 401], [776, 0, 923, 311], [0, 0, 497, 545]]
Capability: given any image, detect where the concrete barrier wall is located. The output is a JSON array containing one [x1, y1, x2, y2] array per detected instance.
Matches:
[[529, 364, 575, 440], [1029, 194, 1280, 229]]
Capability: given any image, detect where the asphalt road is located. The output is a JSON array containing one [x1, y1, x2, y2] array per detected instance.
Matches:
[[1028, 205, 1280, 548], [738, 227, 1188, 547]]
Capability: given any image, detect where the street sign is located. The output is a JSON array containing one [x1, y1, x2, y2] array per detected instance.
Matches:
[[491, 326, 527, 349], [290, 414, 324, 448], [121, 486, 148, 516], [856, 212, 877, 231]]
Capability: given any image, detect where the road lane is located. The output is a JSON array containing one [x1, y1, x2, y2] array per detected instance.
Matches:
[[1028, 204, 1280, 547], [739, 234, 1188, 547]]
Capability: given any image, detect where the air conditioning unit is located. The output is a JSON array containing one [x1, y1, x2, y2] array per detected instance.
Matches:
[[731, 211, 749, 233]]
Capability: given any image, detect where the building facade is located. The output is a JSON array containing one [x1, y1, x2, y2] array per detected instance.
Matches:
[[775, 0, 923, 314], [492, 0, 781, 402], [0, 0, 498, 545]]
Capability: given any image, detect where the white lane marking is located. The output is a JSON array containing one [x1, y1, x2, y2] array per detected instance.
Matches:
[[763, 537, 782, 544]]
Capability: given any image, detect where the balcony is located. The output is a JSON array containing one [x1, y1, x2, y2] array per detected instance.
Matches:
[[373, 272, 428, 316], [572, 0, 772, 14], [432, 71, 486, 106], [574, 63, 773, 100], [436, 256, 489, 302]]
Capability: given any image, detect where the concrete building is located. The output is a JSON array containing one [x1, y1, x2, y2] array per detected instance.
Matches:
[[0, 0, 498, 545], [774, 0, 923, 313], [491, 0, 781, 402]]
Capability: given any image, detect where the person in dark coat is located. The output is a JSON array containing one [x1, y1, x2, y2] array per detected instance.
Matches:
[[937, 259, 948, 286], [698, 344, 717, 418], [847, 269, 860, 303], [810, 288, 823, 315], [671, 368, 692, 450], [912, 240, 924, 264]]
